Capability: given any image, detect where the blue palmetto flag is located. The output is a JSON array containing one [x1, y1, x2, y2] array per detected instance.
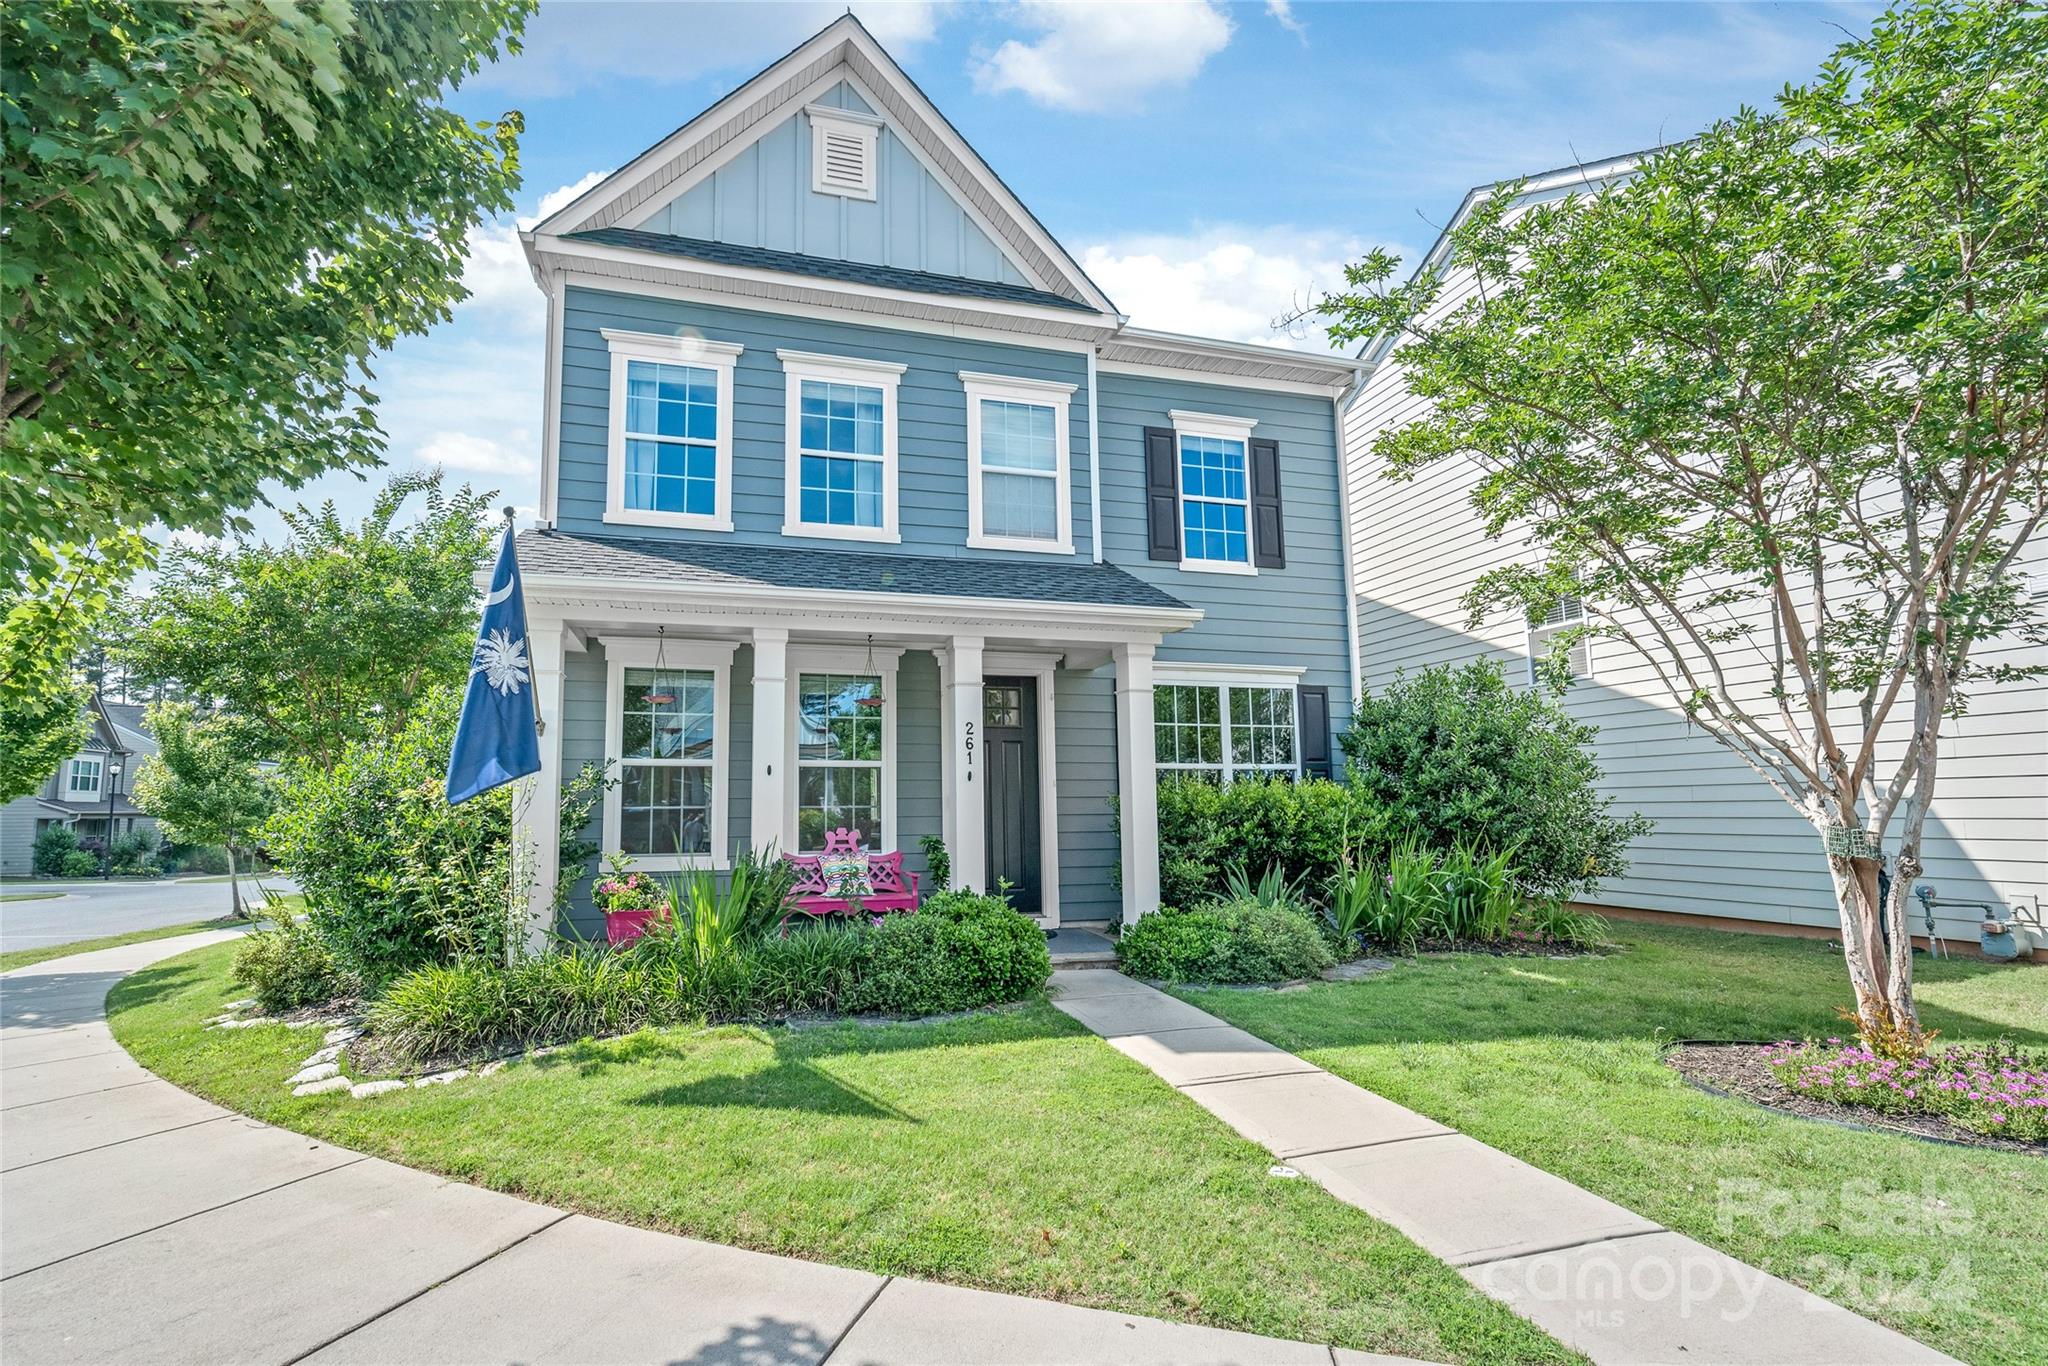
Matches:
[[445, 523, 542, 804]]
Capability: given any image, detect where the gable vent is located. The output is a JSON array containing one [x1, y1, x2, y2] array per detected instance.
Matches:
[[808, 105, 879, 202]]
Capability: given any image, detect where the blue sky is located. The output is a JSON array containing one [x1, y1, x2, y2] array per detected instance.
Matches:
[[236, 0, 1872, 537]]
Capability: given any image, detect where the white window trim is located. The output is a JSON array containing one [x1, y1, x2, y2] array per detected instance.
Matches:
[[1153, 665, 1305, 784], [960, 370, 1076, 555], [600, 636, 737, 871], [602, 329, 744, 532], [1170, 409, 1259, 577], [785, 645, 903, 855], [1527, 594, 1594, 684], [807, 103, 880, 201], [779, 349, 906, 544], [67, 757, 102, 798]]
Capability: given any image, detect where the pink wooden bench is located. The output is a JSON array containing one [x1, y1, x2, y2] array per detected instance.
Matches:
[[784, 828, 920, 918]]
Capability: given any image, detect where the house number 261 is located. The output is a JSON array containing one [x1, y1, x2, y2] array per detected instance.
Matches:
[[963, 720, 975, 783]]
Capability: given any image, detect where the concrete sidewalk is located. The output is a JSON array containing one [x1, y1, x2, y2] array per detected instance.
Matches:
[[1049, 969, 1954, 1366], [1, 936, 1431, 1366]]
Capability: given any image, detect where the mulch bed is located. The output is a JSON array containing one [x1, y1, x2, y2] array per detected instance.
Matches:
[[1664, 1042, 2046, 1155]]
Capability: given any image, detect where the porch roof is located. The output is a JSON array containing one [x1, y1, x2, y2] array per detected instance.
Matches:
[[516, 531, 1191, 612]]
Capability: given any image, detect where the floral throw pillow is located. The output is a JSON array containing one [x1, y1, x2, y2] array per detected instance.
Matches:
[[820, 853, 872, 899]]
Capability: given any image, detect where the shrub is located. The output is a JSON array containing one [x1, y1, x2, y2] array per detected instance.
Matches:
[[743, 921, 865, 1014], [1764, 1040, 2047, 1142], [59, 849, 100, 878], [1117, 899, 1334, 985], [1342, 660, 1651, 899], [234, 918, 353, 1013], [32, 823, 79, 875], [1151, 775, 1380, 907], [265, 686, 604, 988], [171, 844, 232, 875], [842, 891, 1050, 1016]]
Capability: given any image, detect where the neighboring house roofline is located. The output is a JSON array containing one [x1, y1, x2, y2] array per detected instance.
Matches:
[[1345, 147, 1656, 391]]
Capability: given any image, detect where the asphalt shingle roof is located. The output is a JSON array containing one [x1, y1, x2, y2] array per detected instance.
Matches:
[[516, 531, 1189, 612], [567, 228, 1100, 314]]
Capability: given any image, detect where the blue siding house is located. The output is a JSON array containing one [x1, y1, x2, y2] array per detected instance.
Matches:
[[511, 16, 1364, 944]]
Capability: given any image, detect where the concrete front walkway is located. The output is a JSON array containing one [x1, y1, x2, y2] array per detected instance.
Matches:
[[1, 936, 1431, 1366], [1048, 969, 1954, 1366]]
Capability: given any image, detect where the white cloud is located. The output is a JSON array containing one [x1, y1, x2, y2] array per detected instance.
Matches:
[[417, 431, 532, 477], [1266, 0, 1306, 43], [521, 171, 608, 231], [474, 0, 950, 96], [454, 172, 609, 334], [972, 1, 1232, 113], [1080, 226, 1399, 352]]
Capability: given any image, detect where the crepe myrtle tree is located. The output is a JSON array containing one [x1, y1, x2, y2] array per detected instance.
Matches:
[[1318, 0, 2045, 1054]]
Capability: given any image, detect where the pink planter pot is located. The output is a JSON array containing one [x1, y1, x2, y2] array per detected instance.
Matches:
[[604, 908, 661, 946]]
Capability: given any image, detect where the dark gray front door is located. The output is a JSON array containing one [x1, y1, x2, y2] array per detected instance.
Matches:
[[982, 678, 1041, 916]]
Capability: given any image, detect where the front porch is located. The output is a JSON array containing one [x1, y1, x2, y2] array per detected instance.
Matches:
[[509, 531, 1202, 948]]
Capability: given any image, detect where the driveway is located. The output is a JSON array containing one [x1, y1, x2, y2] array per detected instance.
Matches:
[[0, 877, 295, 953]]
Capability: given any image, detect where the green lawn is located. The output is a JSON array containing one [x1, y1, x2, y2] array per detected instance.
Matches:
[[1174, 923, 2046, 1366], [108, 942, 1572, 1365], [0, 888, 65, 903], [0, 916, 252, 973]]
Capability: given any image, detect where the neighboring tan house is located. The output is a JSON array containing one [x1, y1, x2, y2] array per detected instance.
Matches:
[[1341, 153, 2048, 949], [506, 16, 1365, 944], [0, 693, 161, 877]]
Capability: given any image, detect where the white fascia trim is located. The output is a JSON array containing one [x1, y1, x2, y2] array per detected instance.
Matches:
[[599, 636, 738, 872], [1115, 326, 1358, 372], [523, 570, 1203, 631], [779, 350, 904, 544], [1096, 357, 1349, 398], [602, 331, 744, 533], [1085, 348, 1103, 563], [807, 104, 878, 201], [785, 644, 902, 855], [960, 370, 1077, 556]]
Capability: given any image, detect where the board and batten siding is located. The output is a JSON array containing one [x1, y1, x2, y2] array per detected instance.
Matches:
[[556, 287, 1094, 561], [1343, 269, 2048, 943], [1094, 369, 1355, 733], [643, 81, 1031, 290]]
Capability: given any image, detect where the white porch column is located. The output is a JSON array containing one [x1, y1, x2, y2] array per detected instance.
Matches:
[[945, 634, 986, 893], [514, 621, 568, 957], [1113, 640, 1160, 926], [750, 628, 789, 857]]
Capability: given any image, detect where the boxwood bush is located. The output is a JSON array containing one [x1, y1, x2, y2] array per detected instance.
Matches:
[[1116, 898, 1333, 985], [842, 890, 1051, 1017], [1152, 775, 1378, 908], [234, 918, 354, 1013]]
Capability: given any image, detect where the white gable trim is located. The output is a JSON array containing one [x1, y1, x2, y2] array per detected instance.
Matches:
[[528, 15, 1116, 316]]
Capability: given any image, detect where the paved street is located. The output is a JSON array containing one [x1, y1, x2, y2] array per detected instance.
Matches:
[[0, 876, 293, 953]]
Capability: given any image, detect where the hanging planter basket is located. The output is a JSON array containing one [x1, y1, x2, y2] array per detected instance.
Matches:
[[1823, 825, 1884, 859]]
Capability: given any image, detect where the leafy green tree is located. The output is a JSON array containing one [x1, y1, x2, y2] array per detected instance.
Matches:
[[123, 472, 496, 768], [0, 0, 529, 797], [132, 703, 274, 917], [1318, 0, 2045, 1051]]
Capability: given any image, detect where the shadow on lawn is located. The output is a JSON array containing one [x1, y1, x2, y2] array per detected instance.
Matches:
[[1184, 926, 2048, 1052]]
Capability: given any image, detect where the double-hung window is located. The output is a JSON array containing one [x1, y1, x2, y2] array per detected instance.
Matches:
[[1171, 411, 1258, 573], [601, 638, 734, 869], [602, 330, 742, 532], [961, 371, 1076, 553], [1528, 593, 1592, 682], [779, 350, 904, 543], [1154, 670, 1301, 784], [67, 757, 101, 798], [787, 647, 900, 854]]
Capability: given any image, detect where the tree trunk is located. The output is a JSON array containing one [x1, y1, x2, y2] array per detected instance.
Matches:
[[1826, 850, 1922, 1055], [225, 844, 243, 921]]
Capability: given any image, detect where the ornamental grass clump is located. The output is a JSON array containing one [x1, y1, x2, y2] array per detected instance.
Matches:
[[1764, 1039, 2048, 1142]]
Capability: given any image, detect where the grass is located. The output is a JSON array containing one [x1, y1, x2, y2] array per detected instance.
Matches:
[[1174, 922, 2047, 1366], [108, 941, 1573, 1366], [0, 916, 251, 973], [1, 889, 65, 903]]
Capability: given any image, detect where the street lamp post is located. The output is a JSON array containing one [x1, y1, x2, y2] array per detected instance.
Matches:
[[103, 761, 122, 878]]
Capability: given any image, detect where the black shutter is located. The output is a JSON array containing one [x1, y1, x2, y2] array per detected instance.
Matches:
[[1297, 686, 1332, 779], [1250, 436, 1285, 568], [1144, 426, 1181, 561]]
